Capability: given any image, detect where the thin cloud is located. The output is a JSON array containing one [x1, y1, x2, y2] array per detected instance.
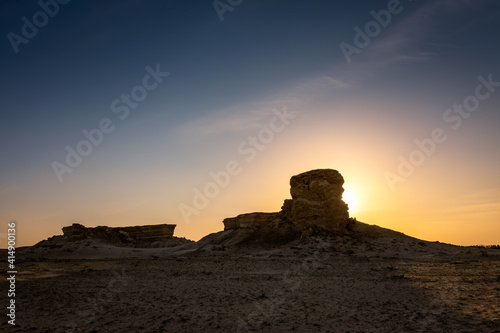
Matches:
[[460, 187, 500, 205], [440, 202, 500, 215], [174, 75, 351, 137], [0, 184, 22, 196], [357, 0, 490, 67], [174, 107, 277, 136], [435, 187, 500, 214]]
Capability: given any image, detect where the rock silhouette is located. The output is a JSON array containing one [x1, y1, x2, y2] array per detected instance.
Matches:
[[36, 223, 192, 249], [62, 223, 176, 240], [281, 169, 350, 232], [221, 169, 353, 244], [33, 169, 355, 251]]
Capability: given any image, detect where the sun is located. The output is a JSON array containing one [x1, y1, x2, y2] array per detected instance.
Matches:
[[342, 187, 358, 213]]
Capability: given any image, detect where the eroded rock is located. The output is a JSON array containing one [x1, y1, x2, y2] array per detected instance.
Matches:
[[37, 223, 191, 248], [223, 213, 280, 230], [289, 169, 344, 201], [221, 169, 351, 235], [281, 169, 349, 232], [62, 223, 176, 240]]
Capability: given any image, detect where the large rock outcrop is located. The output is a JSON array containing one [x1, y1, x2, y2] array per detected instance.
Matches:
[[62, 223, 176, 241], [281, 169, 349, 232], [222, 169, 351, 235], [35, 223, 191, 248]]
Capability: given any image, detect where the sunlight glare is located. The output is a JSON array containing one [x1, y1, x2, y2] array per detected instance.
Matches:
[[342, 187, 358, 214]]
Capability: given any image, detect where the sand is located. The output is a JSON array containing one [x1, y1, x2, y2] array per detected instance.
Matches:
[[2, 231, 500, 332]]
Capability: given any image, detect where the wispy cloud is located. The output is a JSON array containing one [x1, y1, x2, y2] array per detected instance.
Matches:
[[0, 184, 22, 196], [459, 187, 500, 205], [436, 187, 500, 214], [174, 75, 352, 137], [356, 0, 490, 67]]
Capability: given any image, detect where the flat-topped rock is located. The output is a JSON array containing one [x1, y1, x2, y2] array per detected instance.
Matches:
[[52, 223, 184, 247], [62, 223, 176, 240], [290, 169, 345, 201], [283, 169, 349, 231], [223, 213, 280, 230]]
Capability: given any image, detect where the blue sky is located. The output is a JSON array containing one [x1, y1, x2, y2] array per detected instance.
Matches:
[[1, 0, 500, 246]]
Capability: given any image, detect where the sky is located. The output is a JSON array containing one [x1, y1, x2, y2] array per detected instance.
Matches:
[[1, 0, 500, 247]]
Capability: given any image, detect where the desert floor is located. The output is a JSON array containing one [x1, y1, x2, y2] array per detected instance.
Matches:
[[2, 240, 500, 333]]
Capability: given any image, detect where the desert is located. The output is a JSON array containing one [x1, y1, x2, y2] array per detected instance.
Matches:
[[3, 1, 500, 332], [2, 169, 499, 332]]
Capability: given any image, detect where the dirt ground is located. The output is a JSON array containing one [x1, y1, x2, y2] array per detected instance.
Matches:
[[2, 242, 500, 332]]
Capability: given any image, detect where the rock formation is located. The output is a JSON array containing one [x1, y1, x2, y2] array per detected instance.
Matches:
[[281, 169, 350, 232], [223, 169, 352, 235], [223, 213, 280, 230], [36, 223, 191, 249], [62, 223, 176, 240]]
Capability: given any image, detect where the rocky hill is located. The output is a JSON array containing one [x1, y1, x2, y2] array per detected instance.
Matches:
[[200, 169, 356, 247]]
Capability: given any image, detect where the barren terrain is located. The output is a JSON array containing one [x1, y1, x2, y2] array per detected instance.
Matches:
[[2, 231, 500, 333]]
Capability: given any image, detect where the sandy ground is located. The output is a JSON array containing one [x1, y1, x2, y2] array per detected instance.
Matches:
[[2, 236, 500, 333]]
